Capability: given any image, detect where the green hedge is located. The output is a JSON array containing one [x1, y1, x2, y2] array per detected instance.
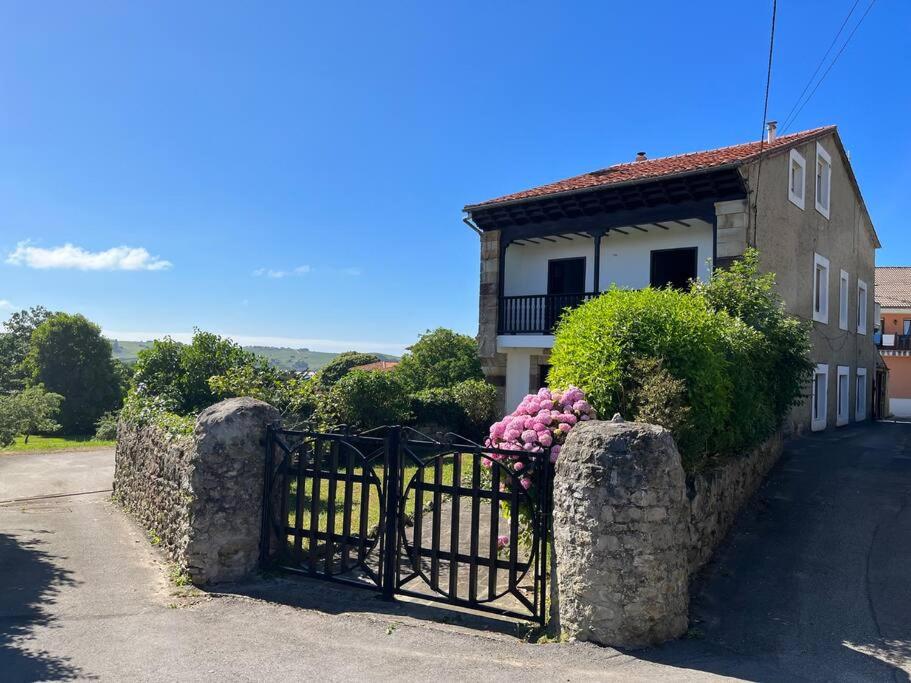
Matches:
[[549, 250, 812, 471]]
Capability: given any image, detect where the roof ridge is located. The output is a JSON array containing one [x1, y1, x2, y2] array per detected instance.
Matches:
[[590, 125, 835, 174]]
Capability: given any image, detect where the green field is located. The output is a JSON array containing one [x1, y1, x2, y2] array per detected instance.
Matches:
[[108, 338, 398, 372], [1, 435, 116, 453]]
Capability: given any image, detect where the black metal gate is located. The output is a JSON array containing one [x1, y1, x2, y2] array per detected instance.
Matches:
[[259, 424, 552, 624]]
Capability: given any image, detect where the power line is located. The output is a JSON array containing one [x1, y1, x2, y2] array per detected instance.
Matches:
[[752, 0, 777, 247], [782, 0, 877, 132], [780, 0, 861, 132]]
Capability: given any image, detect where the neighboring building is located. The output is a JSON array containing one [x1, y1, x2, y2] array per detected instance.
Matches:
[[874, 267, 911, 416], [351, 360, 400, 372], [465, 124, 879, 433]]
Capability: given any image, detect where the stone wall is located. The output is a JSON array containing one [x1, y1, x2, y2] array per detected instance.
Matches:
[[477, 229, 507, 409], [553, 419, 784, 647], [687, 432, 783, 574], [113, 397, 280, 584]]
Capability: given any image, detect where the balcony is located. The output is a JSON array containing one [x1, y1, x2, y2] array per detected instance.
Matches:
[[498, 292, 598, 335], [878, 334, 911, 351]]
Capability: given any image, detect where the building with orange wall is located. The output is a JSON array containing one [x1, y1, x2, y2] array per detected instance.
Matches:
[[875, 267, 911, 416]]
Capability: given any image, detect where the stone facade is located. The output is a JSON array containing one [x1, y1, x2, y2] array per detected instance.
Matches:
[[113, 397, 280, 584], [553, 420, 690, 648], [478, 229, 507, 407], [553, 419, 784, 647]]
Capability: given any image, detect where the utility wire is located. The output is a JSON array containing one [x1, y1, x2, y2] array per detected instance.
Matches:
[[780, 0, 861, 132], [782, 0, 877, 132], [752, 0, 777, 247]]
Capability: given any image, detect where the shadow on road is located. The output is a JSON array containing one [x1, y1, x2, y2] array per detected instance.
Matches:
[[0, 532, 85, 681]]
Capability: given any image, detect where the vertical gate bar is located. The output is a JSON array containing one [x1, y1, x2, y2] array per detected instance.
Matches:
[[324, 439, 340, 574], [411, 456, 424, 570], [448, 452, 462, 599], [307, 438, 323, 572], [357, 450, 370, 568], [430, 455, 443, 591], [278, 438, 290, 558], [294, 442, 306, 557], [341, 445, 355, 571], [381, 427, 401, 600], [468, 450, 481, 603], [487, 462, 500, 599], [259, 425, 275, 567], [539, 453, 553, 625], [508, 475, 520, 595]]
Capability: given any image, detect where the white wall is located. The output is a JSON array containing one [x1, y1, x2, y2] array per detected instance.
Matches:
[[503, 220, 713, 296]]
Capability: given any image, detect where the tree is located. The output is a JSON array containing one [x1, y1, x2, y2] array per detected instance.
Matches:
[[395, 328, 483, 392], [0, 306, 54, 392], [25, 313, 121, 434], [319, 370, 410, 429], [0, 386, 63, 447], [11, 385, 63, 443], [313, 352, 379, 387], [130, 330, 277, 415]]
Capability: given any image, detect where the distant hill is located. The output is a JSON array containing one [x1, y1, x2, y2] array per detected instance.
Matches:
[[108, 339, 399, 372]]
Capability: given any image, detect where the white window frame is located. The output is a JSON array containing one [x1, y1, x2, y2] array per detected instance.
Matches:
[[815, 142, 832, 218], [812, 364, 829, 431], [788, 148, 806, 209], [855, 367, 867, 421], [856, 279, 868, 335], [836, 365, 850, 426], [813, 253, 830, 324], [838, 270, 849, 331]]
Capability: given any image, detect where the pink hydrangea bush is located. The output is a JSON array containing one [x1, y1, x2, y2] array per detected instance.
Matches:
[[484, 386, 596, 493]]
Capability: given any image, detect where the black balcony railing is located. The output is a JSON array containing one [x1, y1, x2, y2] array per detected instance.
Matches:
[[498, 292, 598, 335], [878, 334, 911, 351]]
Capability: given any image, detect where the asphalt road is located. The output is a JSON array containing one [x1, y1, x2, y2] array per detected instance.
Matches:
[[1, 422, 909, 681]]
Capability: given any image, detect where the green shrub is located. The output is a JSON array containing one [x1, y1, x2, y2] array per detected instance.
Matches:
[[319, 370, 411, 430], [549, 250, 812, 471], [549, 287, 741, 464], [94, 411, 119, 441], [694, 248, 814, 423], [450, 379, 498, 438], [410, 387, 463, 430]]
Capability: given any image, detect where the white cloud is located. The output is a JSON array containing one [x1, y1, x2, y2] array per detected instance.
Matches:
[[6, 242, 172, 271], [0, 299, 12, 310], [103, 330, 407, 355], [252, 264, 359, 279]]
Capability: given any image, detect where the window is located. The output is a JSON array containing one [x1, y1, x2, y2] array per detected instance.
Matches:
[[650, 247, 697, 290], [812, 364, 829, 431], [539, 364, 552, 387], [838, 270, 849, 330], [788, 149, 806, 209], [855, 367, 867, 421], [815, 143, 832, 218], [836, 366, 850, 426], [904, 319, 911, 336], [857, 279, 868, 335], [813, 253, 829, 324]]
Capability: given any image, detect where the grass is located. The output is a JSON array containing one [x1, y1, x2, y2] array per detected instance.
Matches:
[[285, 455, 464, 550], [0, 434, 116, 453]]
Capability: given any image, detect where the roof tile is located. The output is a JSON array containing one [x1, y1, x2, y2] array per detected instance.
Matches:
[[469, 126, 835, 208], [875, 267, 911, 308]]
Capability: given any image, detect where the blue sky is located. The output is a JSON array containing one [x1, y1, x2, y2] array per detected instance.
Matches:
[[0, 1, 907, 355]]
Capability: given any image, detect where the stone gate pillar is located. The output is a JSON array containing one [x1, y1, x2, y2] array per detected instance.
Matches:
[[552, 418, 689, 647]]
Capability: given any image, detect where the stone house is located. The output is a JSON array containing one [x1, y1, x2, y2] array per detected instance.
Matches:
[[464, 124, 879, 433]]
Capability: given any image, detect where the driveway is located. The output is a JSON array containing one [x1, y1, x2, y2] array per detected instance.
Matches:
[[1, 422, 909, 681]]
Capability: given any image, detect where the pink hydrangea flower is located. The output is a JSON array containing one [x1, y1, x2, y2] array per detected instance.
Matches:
[[513, 460, 524, 471]]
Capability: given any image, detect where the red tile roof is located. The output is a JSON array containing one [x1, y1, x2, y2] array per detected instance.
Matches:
[[352, 360, 400, 372], [875, 267, 911, 308], [467, 126, 836, 209]]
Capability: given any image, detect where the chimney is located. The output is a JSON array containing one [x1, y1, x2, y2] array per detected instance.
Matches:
[[766, 120, 778, 143], [635, 151, 647, 162]]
